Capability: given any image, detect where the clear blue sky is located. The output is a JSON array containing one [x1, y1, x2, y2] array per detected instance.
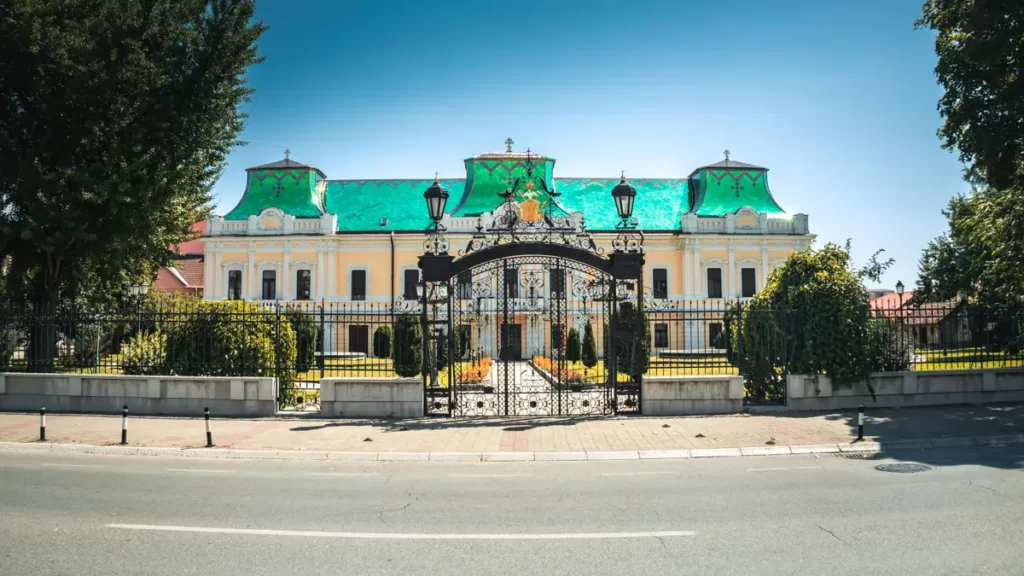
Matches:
[[213, 0, 965, 291]]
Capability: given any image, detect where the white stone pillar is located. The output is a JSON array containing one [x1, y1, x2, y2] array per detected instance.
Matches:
[[692, 246, 702, 298], [761, 244, 769, 291], [327, 245, 336, 298], [282, 250, 291, 301], [683, 245, 692, 299], [728, 246, 736, 298], [247, 250, 255, 299], [317, 249, 326, 300], [213, 249, 222, 300]]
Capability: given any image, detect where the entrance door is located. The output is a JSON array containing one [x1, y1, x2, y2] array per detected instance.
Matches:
[[348, 325, 369, 355], [500, 323, 522, 361]]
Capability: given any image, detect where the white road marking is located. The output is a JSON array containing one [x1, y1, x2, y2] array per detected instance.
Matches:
[[42, 463, 108, 469], [600, 471, 678, 477], [166, 468, 237, 474], [301, 472, 378, 477], [746, 466, 821, 473], [450, 473, 531, 478], [106, 524, 696, 540]]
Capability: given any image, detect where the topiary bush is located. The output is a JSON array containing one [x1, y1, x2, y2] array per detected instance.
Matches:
[[0, 320, 17, 371], [581, 322, 597, 369], [284, 307, 318, 373], [373, 326, 392, 359], [122, 330, 167, 375], [393, 314, 422, 377], [566, 327, 581, 363]]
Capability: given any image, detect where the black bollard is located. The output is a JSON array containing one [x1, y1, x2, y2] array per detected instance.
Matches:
[[856, 405, 865, 442], [120, 405, 128, 446], [40, 407, 46, 442], [204, 407, 214, 448]]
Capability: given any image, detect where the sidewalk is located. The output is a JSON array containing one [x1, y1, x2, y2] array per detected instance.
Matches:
[[3, 404, 1024, 458]]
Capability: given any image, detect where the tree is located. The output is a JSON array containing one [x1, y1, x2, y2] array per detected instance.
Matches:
[[393, 314, 422, 378], [373, 326, 392, 359], [612, 305, 650, 383], [917, 1, 1024, 190], [566, 327, 582, 363], [581, 322, 597, 369], [0, 1, 266, 371], [734, 242, 891, 402]]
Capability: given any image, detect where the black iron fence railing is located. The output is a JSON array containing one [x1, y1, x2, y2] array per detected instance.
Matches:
[[1, 297, 1020, 407]]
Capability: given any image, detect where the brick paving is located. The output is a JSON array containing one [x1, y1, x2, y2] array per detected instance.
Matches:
[[1, 403, 1022, 453]]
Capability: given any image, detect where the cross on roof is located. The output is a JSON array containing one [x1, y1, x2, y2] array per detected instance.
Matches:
[[730, 181, 743, 197], [724, 149, 730, 161], [284, 149, 291, 161], [272, 182, 285, 197], [505, 137, 514, 152]]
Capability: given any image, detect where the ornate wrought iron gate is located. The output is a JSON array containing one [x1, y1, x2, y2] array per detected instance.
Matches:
[[422, 252, 642, 417]]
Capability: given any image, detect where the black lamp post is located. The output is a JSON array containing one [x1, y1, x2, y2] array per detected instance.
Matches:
[[127, 280, 149, 336], [423, 174, 449, 255], [896, 280, 906, 345], [611, 171, 636, 223]]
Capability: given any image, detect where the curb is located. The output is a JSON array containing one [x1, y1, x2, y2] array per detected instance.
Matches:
[[1, 434, 1022, 463]]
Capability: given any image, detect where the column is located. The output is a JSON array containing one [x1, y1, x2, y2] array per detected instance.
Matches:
[[683, 244, 692, 299], [247, 250, 255, 299], [317, 248, 326, 299], [692, 246, 701, 298], [282, 250, 291, 300], [761, 243, 769, 291], [327, 245, 336, 298], [214, 250, 222, 300], [727, 245, 736, 298]]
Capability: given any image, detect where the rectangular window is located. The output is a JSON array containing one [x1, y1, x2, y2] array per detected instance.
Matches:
[[457, 271, 472, 300], [403, 269, 419, 300], [653, 268, 668, 299], [504, 266, 519, 298], [261, 270, 276, 300], [550, 268, 566, 298], [228, 270, 242, 300], [351, 269, 366, 301], [296, 269, 311, 300], [348, 325, 369, 355], [654, 323, 668, 348], [707, 268, 723, 299], [741, 268, 757, 298], [709, 322, 724, 349]]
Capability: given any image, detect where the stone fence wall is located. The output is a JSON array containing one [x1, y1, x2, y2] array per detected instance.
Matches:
[[641, 375, 744, 415], [0, 373, 277, 416], [786, 369, 1024, 411], [320, 378, 423, 418]]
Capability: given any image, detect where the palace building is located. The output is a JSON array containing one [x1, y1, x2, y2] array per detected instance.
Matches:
[[204, 142, 813, 357]]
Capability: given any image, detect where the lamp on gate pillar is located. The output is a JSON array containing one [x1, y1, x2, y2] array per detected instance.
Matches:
[[423, 174, 450, 255], [611, 171, 636, 222], [611, 171, 642, 253]]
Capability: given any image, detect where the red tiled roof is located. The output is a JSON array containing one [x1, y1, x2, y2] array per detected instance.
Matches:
[[174, 257, 205, 288], [153, 256, 204, 295]]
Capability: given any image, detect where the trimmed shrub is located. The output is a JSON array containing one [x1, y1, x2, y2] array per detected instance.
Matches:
[[613, 306, 651, 383], [581, 322, 598, 369], [285, 307, 318, 372], [161, 301, 297, 397], [0, 321, 16, 370], [373, 326, 392, 359], [566, 327, 581, 363], [393, 314, 422, 377], [122, 330, 167, 375]]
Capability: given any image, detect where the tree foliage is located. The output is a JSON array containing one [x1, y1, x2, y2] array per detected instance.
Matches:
[[581, 322, 597, 369], [0, 0, 265, 370], [566, 327, 582, 363], [918, 1, 1024, 190], [373, 326, 392, 359], [393, 314, 422, 378], [284, 308, 318, 373], [729, 243, 887, 401]]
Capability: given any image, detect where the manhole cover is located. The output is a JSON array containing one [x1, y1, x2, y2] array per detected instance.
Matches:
[[875, 463, 931, 473]]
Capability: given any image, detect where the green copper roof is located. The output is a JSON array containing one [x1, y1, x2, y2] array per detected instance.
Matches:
[[224, 164, 326, 220], [553, 178, 689, 230], [453, 153, 556, 217], [688, 166, 785, 217], [324, 179, 466, 232]]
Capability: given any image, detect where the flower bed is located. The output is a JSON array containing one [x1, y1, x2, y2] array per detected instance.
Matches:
[[532, 356, 586, 384], [459, 357, 492, 384]]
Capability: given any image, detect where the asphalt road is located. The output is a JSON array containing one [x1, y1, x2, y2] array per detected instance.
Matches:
[[2, 446, 1023, 575]]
